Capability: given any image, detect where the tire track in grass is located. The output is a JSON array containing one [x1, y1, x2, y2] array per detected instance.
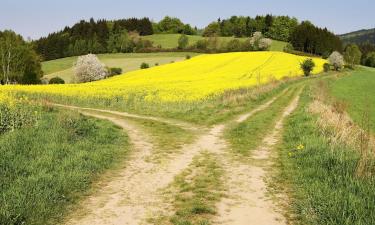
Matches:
[[215, 89, 302, 225]]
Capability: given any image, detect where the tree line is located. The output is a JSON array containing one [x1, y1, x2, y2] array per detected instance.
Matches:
[[203, 15, 342, 56], [33, 15, 343, 61], [203, 15, 298, 42], [34, 18, 154, 60], [34, 17, 198, 61]]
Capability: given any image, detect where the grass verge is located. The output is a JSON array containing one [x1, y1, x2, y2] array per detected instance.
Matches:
[[329, 67, 375, 132], [0, 108, 130, 225], [273, 84, 375, 225]]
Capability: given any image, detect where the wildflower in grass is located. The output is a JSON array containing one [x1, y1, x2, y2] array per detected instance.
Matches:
[[296, 144, 304, 151], [288, 152, 293, 157]]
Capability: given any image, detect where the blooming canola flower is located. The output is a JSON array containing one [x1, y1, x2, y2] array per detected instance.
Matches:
[[0, 52, 326, 103]]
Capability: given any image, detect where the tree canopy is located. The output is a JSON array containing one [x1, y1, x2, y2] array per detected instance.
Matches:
[[0, 30, 42, 84]]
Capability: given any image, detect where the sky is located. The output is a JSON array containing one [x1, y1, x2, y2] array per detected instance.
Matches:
[[1, 0, 374, 40]]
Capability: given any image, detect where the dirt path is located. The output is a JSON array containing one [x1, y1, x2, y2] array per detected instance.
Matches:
[[53, 103, 201, 131], [61, 89, 287, 225], [214, 92, 301, 225]]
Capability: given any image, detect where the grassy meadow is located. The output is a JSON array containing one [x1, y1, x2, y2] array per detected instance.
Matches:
[[43, 52, 200, 83], [143, 34, 287, 51], [2, 6, 375, 225], [329, 67, 375, 132], [0, 100, 130, 225], [2, 43, 375, 225]]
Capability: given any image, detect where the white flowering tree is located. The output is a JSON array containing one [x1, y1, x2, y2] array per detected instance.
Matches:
[[258, 38, 272, 51], [250, 32, 272, 51], [74, 54, 108, 83], [328, 51, 344, 71]]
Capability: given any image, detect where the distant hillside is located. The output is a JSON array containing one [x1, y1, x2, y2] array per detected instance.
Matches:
[[339, 28, 375, 44]]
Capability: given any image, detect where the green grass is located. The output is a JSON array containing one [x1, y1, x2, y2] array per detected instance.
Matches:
[[273, 84, 375, 225], [225, 86, 299, 155], [152, 152, 224, 225], [126, 117, 196, 162], [0, 108, 130, 225], [143, 34, 205, 49], [42, 52, 200, 83], [329, 67, 375, 132], [143, 34, 287, 51], [79, 109, 197, 163]]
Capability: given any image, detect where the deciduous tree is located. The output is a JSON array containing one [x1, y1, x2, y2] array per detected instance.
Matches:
[[74, 54, 107, 83]]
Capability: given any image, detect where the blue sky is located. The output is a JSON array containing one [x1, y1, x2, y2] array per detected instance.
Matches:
[[1, 0, 374, 39]]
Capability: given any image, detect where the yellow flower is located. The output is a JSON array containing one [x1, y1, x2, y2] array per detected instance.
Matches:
[[296, 144, 304, 150], [0, 52, 327, 103]]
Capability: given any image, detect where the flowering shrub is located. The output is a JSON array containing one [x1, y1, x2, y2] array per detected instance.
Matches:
[[74, 54, 108, 83]]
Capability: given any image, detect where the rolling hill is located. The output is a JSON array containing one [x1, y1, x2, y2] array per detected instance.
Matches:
[[8, 52, 326, 103], [143, 34, 287, 51], [339, 28, 375, 44], [42, 52, 200, 83]]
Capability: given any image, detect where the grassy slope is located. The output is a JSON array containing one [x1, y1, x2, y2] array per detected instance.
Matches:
[[274, 85, 375, 225], [0, 109, 130, 225], [42, 34, 287, 83], [43, 52, 200, 83], [143, 34, 287, 51], [329, 67, 375, 132], [339, 28, 375, 44]]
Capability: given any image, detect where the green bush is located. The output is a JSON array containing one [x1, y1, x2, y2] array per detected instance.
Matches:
[[195, 39, 209, 50], [186, 55, 191, 60], [226, 39, 241, 52], [48, 76, 65, 84], [300, 58, 315, 76], [140, 62, 150, 69], [178, 34, 189, 49], [283, 43, 294, 53], [323, 63, 331, 72], [322, 51, 331, 59], [107, 67, 123, 78], [364, 52, 375, 67]]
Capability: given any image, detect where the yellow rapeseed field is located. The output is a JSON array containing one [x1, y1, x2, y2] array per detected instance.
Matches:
[[1, 52, 326, 102]]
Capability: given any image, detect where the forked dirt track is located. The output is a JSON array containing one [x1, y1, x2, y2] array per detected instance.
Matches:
[[60, 88, 296, 225], [214, 92, 301, 225]]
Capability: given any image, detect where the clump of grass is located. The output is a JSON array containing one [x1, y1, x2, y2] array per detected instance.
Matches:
[[153, 152, 225, 225], [0, 109, 130, 225]]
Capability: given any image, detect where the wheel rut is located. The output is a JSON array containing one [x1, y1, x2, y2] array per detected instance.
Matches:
[[214, 91, 301, 225], [60, 88, 292, 225]]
